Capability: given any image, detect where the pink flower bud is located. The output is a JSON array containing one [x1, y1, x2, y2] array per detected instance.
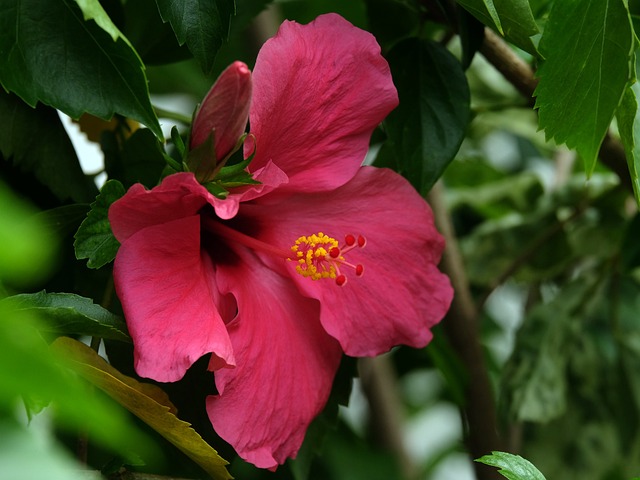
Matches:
[[190, 61, 253, 162]]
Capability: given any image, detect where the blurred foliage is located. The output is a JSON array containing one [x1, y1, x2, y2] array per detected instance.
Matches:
[[1, 0, 640, 479]]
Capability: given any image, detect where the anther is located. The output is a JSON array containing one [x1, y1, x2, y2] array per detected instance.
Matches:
[[290, 232, 367, 286]]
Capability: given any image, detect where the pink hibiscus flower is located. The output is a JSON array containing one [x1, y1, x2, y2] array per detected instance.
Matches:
[[109, 13, 453, 469]]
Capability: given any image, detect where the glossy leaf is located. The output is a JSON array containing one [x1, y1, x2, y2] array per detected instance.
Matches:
[[0, 92, 96, 203], [476, 451, 546, 480], [155, 0, 235, 75], [534, 0, 634, 174], [455, 0, 539, 55], [74, 180, 125, 269], [384, 38, 470, 194], [0, 0, 162, 139], [2, 291, 130, 342], [51, 337, 232, 480]]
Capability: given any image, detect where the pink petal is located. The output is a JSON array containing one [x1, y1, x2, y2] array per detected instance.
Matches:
[[243, 167, 453, 356], [109, 173, 217, 242], [190, 61, 252, 159], [207, 247, 342, 469], [113, 215, 235, 382], [247, 13, 398, 194]]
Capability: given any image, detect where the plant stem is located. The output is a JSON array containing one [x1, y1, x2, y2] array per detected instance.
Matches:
[[359, 356, 417, 480], [153, 106, 192, 125], [428, 182, 504, 480]]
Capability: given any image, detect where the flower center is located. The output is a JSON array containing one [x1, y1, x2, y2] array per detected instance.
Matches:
[[291, 232, 366, 286], [201, 218, 366, 287]]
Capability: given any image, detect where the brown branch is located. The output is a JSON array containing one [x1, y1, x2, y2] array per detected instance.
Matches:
[[428, 183, 504, 480], [359, 356, 417, 480]]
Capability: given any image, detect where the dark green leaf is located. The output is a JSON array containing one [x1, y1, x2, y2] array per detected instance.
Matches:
[[0, 92, 97, 203], [455, 0, 539, 55], [476, 451, 546, 480], [384, 38, 470, 194], [0, 0, 162, 139], [74, 180, 125, 269], [617, 77, 640, 205], [123, 0, 192, 66], [534, 0, 635, 174], [155, 0, 235, 75], [364, 0, 420, 50], [103, 129, 167, 188], [36, 204, 91, 238], [2, 291, 130, 342]]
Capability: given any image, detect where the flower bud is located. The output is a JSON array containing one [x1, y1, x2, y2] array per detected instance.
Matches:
[[190, 61, 253, 163]]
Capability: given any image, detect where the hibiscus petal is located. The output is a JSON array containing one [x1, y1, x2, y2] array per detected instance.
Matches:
[[247, 13, 398, 194], [242, 167, 453, 356], [207, 247, 342, 469], [113, 215, 235, 382], [109, 173, 216, 242]]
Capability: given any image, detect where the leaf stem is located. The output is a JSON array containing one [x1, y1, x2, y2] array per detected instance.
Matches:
[[153, 106, 192, 125]]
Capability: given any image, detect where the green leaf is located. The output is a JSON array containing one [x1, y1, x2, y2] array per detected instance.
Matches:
[[74, 180, 125, 269], [455, 0, 539, 55], [2, 291, 130, 342], [155, 0, 235, 75], [0, 0, 163, 139], [0, 181, 57, 286], [52, 337, 232, 480], [0, 306, 154, 461], [534, 0, 635, 174], [476, 451, 546, 480], [617, 78, 640, 205], [0, 92, 97, 203], [36, 204, 91, 238], [384, 38, 470, 194], [103, 129, 168, 188]]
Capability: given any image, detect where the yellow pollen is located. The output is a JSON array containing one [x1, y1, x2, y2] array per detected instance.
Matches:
[[291, 233, 340, 280], [290, 232, 367, 286]]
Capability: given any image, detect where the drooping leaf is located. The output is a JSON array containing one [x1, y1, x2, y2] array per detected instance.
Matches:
[[617, 78, 640, 205], [475, 451, 546, 480], [74, 180, 125, 269], [0, 0, 163, 139], [534, 0, 635, 174], [2, 291, 130, 342], [455, 0, 539, 55], [155, 0, 235, 75], [0, 92, 96, 203], [384, 38, 470, 195], [51, 337, 232, 480]]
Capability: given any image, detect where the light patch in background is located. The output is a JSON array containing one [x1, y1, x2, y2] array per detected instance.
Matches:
[[59, 113, 107, 188], [59, 94, 196, 188]]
